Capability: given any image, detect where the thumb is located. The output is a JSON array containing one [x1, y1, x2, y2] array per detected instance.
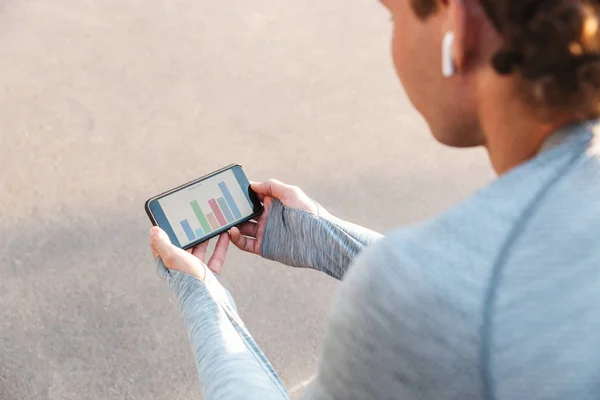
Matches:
[[251, 179, 289, 200], [150, 227, 173, 261], [149, 226, 207, 280]]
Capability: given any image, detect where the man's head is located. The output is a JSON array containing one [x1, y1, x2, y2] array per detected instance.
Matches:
[[380, 0, 600, 148]]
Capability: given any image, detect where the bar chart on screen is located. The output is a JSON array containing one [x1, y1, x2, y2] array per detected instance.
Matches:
[[179, 183, 240, 240], [160, 173, 255, 246]]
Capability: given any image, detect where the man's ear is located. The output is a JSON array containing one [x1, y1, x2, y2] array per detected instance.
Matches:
[[448, 0, 483, 72]]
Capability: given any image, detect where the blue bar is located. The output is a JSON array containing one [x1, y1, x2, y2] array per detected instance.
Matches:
[[217, 197, 235, 223], [195, 228, 204, 238], [180, 220, 195, 242], [218, 182, 242, 219]]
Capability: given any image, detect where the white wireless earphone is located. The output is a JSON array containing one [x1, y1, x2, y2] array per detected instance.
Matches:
[[442, 31, 456, 78]]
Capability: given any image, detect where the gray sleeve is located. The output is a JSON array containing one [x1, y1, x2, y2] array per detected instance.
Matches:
[[155, 258, 290, 400], [260, 199, 383, 280]]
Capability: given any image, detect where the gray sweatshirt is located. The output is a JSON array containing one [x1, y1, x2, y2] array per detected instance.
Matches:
[[155, 121, 600, 400]]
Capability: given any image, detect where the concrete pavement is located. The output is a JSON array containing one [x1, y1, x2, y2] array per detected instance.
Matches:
[[0, 1, 493, 399]]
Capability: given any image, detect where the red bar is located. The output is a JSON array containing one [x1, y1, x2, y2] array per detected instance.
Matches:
[[209, 199, 227, 226]]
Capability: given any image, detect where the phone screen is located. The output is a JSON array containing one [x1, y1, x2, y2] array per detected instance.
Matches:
[[147, 166, 260, 249]]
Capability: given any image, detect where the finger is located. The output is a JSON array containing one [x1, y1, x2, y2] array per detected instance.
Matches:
[[207, 233, 230, 275], [230, 227, 258, 254], [251, 179, 290, 200], [237, 221, 259, 238], [191, 240, 210, 262], [150, 227, 206, 280], [249, 181, 265, 202]]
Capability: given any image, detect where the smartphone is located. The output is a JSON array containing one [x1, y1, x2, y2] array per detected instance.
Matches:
[[145, 164, 263, 250]]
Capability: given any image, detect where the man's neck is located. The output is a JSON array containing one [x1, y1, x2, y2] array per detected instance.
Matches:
[[481, 103, 573, 175]]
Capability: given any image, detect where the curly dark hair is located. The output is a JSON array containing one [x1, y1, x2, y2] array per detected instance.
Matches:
[[411, 0, 600, 119]]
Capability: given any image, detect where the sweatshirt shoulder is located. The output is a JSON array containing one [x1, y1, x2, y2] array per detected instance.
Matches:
[[364, 133, 590, 285], [316, 208, 495, 399]]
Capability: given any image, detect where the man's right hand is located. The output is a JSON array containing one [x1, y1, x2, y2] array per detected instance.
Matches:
[[229, 179, 318, 255]]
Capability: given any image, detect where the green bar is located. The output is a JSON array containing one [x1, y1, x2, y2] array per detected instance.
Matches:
[[191, 201, 212, 233]]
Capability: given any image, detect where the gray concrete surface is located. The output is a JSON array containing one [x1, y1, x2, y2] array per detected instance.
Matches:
[[0, 1, 494, 399]]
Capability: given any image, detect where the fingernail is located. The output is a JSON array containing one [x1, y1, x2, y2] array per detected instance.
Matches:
[[150, 228, 158, 238]]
